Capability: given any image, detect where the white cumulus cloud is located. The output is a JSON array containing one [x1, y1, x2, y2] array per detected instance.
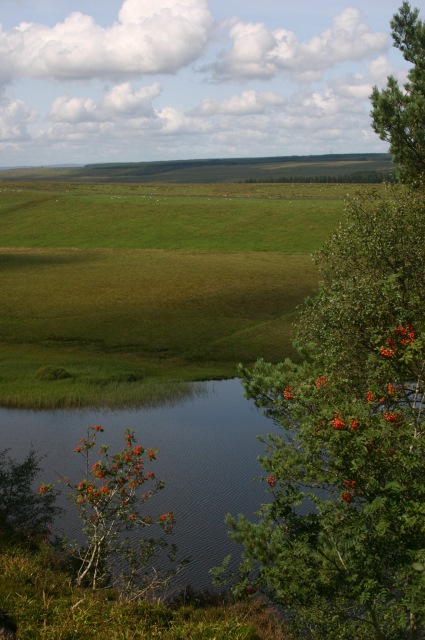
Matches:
[[0, 97, 36, 143], [102, 82, 162, 116], [0, 0, 213, 81], [329, 74, 373, 100], [212, 8, 388, 81], [49, 82, 162, 123], [157, 106, 213, 134]]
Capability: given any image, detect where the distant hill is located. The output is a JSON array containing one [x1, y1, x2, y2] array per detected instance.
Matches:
[[0, 153, 395, 184], [0, 164, 84, 170]]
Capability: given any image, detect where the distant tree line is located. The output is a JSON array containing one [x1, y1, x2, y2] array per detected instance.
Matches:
[[85, 153, 391, 170], [242, 170, 398, 184]]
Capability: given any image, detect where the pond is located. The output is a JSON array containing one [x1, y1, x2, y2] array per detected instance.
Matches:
[[0, 378, 278, 593]]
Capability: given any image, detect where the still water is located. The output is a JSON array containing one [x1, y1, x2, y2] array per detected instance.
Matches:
[[0, 379, 277, 592]]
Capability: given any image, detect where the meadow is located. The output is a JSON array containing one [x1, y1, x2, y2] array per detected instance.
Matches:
[[0, 180, 359, 408]]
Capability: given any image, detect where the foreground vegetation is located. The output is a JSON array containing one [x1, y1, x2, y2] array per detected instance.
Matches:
[[0, 535, 290, 640], [0, 181, 352, 408], [0, 435, 289, 640]]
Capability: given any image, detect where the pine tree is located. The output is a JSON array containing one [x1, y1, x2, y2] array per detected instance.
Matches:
[[370, 2, 425, 186]]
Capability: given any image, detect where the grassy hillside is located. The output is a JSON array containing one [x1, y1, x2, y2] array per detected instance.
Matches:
[[0, 184, 341, 250], [0, 181, 360, 408], [0, 153, 394, 183]]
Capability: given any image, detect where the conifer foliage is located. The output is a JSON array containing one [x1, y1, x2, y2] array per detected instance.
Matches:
[[371, 2, 425, 186]]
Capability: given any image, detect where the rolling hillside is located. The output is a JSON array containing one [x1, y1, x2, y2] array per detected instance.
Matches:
[[0, 153, 394, 184]]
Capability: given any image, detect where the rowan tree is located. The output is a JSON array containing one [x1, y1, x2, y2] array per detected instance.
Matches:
[[212, 184, 425, 638], [214, 5, 425, 638]]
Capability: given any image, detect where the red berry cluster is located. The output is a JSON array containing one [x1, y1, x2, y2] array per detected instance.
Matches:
[[315, 376, 327, 389], [283, 386, 294, 400], [332, 415, 345, 430], [341, 480, 357, 503], [379, 323, 415, 358]]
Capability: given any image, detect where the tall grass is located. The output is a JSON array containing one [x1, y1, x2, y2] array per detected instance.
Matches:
[[0, 541, 289, 639]]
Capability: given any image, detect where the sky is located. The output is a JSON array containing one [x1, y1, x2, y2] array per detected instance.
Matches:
[[0, 0, 413, 166]]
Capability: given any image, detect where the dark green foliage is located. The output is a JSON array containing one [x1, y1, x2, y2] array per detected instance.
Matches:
[[371, 2, 425, 185], [214, 186, 425, 635], [0, 449, 59, 540], [295, 184, 425, 393]]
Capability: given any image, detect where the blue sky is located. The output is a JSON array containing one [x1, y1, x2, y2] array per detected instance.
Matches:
[[0, 0, 411, 166]]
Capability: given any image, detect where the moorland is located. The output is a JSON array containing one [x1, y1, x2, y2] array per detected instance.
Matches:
[[0, 153, 407, 640], [0, 154, 394, 408]]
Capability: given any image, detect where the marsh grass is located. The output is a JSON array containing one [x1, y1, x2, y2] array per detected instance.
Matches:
[[0, 249, 317, 407], [0, 181, 352, 408], [0, 344, 207, 409]]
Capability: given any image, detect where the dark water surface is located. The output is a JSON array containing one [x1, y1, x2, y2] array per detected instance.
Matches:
[[0, 379, 276, 592]]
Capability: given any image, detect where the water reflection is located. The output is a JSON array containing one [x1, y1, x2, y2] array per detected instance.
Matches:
[[0, 379, 276, 591]]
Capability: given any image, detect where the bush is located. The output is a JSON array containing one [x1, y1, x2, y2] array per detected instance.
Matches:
[[63, 425, 186, 598], [0, 449, 59, 540], [35, 366, 72, 381]]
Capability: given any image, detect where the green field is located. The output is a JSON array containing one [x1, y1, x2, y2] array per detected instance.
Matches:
[[0, 180, 359, 408]]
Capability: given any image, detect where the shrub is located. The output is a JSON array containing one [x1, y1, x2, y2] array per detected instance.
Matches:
[[0, 449, 59, 540], [60, 425, 187, 599], [35, 366, 72, 381]]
